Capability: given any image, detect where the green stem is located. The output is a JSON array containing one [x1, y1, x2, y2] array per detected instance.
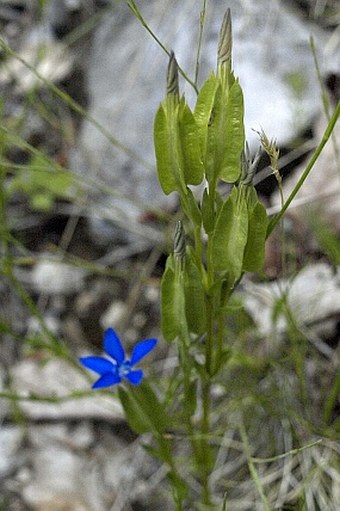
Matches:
[[157, 434, 186, 510], [215, 310, 225, 375], [194, 0, 207, 85], [206, 178, 217, 288], [194, 223, 204, 279], [310, 36, 340, 170], [205, 293, 214, 375], [198, 226, 218, 506], [201, 378, 211, 506], [267, 101, 340, 237]]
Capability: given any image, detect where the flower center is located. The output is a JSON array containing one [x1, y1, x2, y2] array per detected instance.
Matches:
[[118, 360, 131, 378]]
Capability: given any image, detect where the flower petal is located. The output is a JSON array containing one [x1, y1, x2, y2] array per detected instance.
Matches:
[[125, 369, 143, 385], [79, 356, 116, 375], [104, 328, 125, 364], [130, 339, 157, 366], [92, 372, 121, 389]]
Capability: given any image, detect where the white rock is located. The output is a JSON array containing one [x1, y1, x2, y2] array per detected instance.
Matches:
[[100, 300, 127, 330], [0, 426, 24, 478], [0, 39, 73, 92], [22, 423, 146, 511], [10, 358, 123, 421], [31, 258, 85, 295], [270, 107, 340, 231], [243, 263, 340, 339], [23, 425, 93, 511]]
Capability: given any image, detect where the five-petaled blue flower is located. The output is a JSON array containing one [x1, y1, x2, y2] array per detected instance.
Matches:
[[79, 328, 157, 388]]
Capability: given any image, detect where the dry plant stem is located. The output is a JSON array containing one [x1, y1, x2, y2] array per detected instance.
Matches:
[[0, 39, 153, 171], [0, 171, 9, 260], [127, 0, 199, 94], [156, 434, 185, 511], [271, 162, 287, 275], [0, 131, 168, 231], [267, 100, 340, 237], [239, 421, 271, 511], [310, 36, 340, 169], [253, 139, 316, 187], [251, 439, 323, 464], [0, 157, 78, 368], [120, 246, 161, 332], [0, 127, 11, 269], [0, 389, 99, 402], [323, 370, 340, 425]]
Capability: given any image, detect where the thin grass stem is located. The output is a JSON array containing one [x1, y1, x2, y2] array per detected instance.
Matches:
[[127, 0, 199, 94], [239, 420, 272, 511], [194, 0, 208, 86], [0, 38, 153, 171], [310, 36, 340, 170], [267, 100, 340, 237]]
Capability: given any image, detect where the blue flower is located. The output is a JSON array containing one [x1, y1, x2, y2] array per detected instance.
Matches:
[[79, 328, 157, 388]]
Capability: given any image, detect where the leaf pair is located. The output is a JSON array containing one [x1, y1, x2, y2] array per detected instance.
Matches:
[[154, 88, 204, 195], [154, 68, 245, 195], [118, 381, 168, 434], [212, 185, 267, 282], [161, 250, 206, 342], [195, 71, 244, 184]]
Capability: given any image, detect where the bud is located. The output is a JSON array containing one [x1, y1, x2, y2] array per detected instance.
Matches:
[[174, 220, 186, 263], [167, 51, 179, 99], [217, 9, 232, 71], [240, 144, 261, 185]]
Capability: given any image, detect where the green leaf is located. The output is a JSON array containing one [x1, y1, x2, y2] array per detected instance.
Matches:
[[211, 186, 248, 280], [154, 95, 204, 195], [161, 255, 187, 341], [184, 250, 206, 335], [194, 72, 218, 159], [118, 382, 169, 434], [154, 103, 179, 195], [205, 82, 223, 182], [213, 348, 232, 374], [242, 187, 268, 272], [219, 78, 244, 182], [167, 466, 189, 502], [142, 443, 172, 464], [183, 187, 202, 225], [183, 378, 198, 418], [178, 101, 204, 186], [204, 74, 244, 184]]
